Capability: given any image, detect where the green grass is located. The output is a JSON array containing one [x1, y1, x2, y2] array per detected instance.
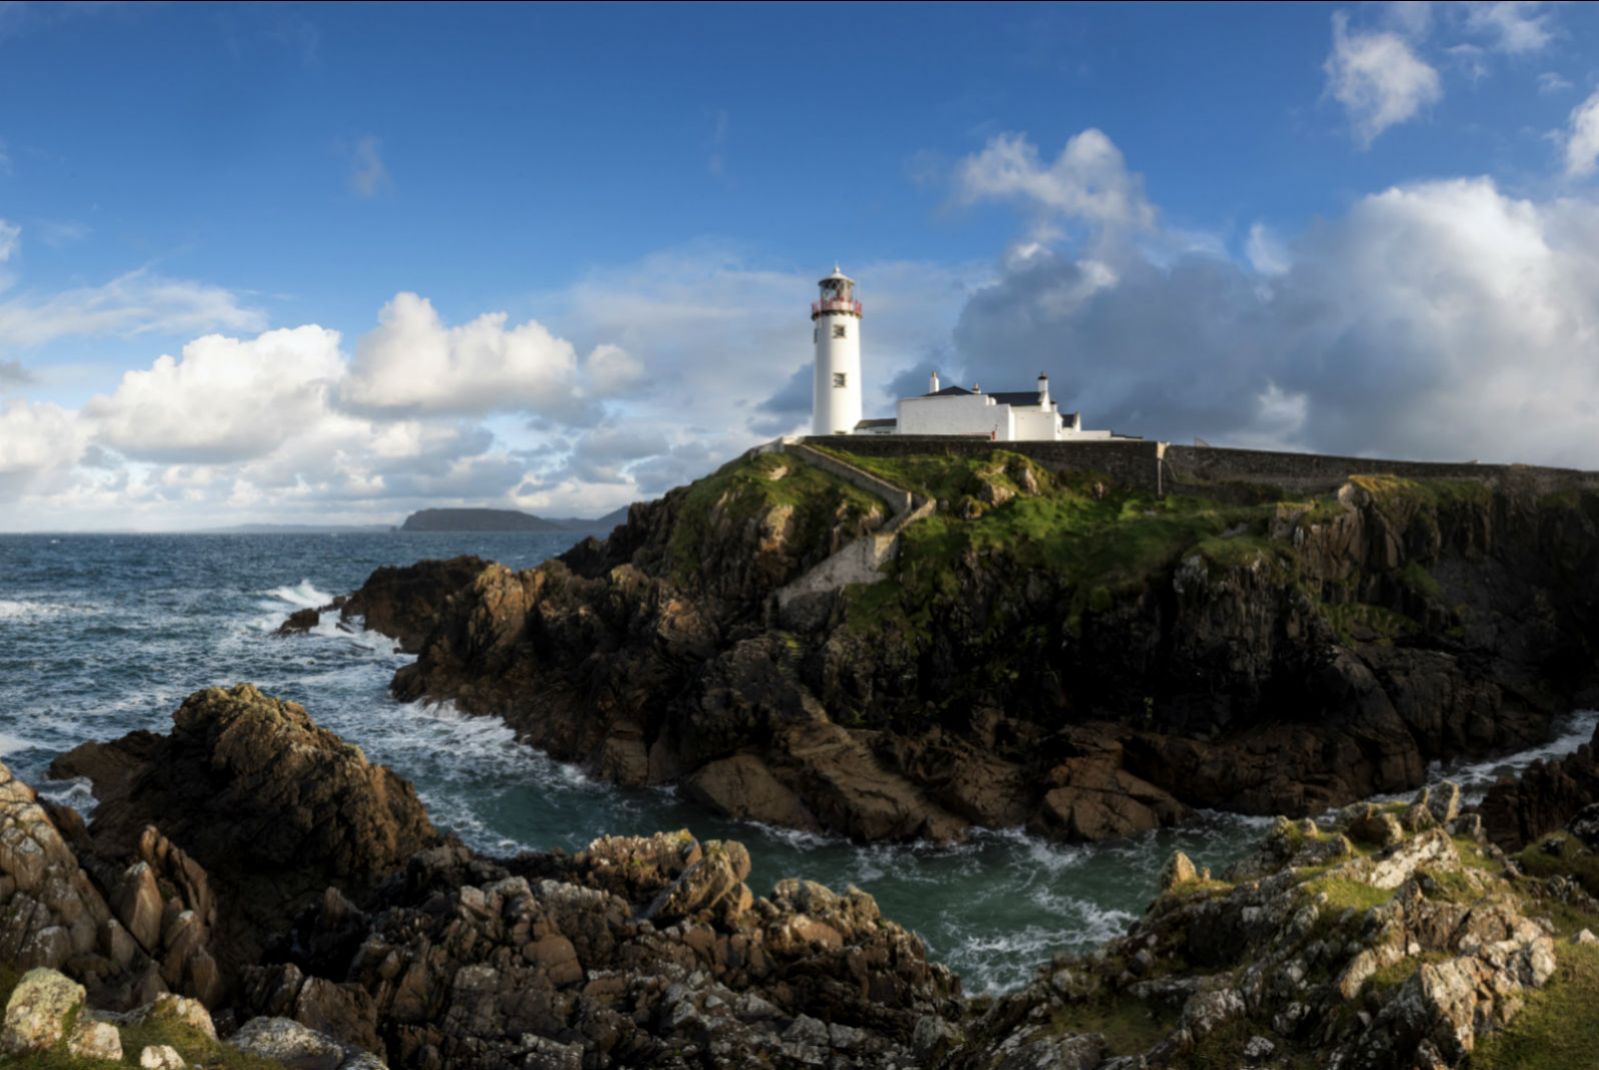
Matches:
[[1321, 601, 1419, 644], [1303, 873, 1395, 916], [1399, 559, 1442, 601], [1049, 995, 1177, 1056], [1472, 942, 1599, 1070], [1516, 834, 1599, 898], [1184, 1018, 1320, 1070], [663, 451, 886, 583]]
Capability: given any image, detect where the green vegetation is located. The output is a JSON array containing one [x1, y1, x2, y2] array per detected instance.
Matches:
[[1302, 873, 1394, 916], [1516, 834, 1599, 898], [1321, 601, 1418, 645], [665, 451, 886, 582], [1399, 559, 1442, 601], [1472, 942, 1599, 1070], [1049, 994, 1177, 1056], [834, 450, 1295, 637]]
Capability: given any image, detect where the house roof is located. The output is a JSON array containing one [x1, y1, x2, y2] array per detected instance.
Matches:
[[989, 390, 1043, 407], [854, 417, 897, 428], [921, 385, 973, 397]]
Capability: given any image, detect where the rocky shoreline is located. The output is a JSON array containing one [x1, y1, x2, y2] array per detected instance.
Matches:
[[285, 448, 1599, 848], [5, 684, 1599, 1067]]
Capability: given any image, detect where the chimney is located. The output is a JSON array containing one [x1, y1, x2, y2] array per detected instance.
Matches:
[[929, 370, 940, 393], [1037, 371, 1050, 408]]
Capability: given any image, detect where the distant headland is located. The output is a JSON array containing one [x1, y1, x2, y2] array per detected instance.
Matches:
[[398, 505, 629, 534]]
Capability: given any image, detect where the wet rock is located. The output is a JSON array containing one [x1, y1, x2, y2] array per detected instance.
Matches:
[[336, 555, 490, 653], [1480, 728, 1599, 851], [276, 608, 321, 637]]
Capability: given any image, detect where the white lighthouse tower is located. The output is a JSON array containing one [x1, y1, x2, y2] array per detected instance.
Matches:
[[811, 266, 863, 435]]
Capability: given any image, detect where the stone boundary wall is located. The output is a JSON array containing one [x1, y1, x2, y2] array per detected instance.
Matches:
[[805, 435, 1167, 494], [785, 441, 916, 514], [806, 435, 1599, 498], [1163, 445, 1599, 496]]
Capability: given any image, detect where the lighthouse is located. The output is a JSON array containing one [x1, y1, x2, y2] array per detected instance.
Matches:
[[811, 266, 863, 435]]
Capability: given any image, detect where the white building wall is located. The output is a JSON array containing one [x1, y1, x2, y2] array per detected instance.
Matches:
[[812, 314, 863, 435], [1011, 407, 1060, 441], [896, 394, 1014, 440]]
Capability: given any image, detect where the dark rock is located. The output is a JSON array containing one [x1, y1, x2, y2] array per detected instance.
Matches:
[[50, 684, 439, 1001], [343, 454, 1599, 846], [336, 556, 489, 653], [276, 608, 321, 637], [1479, 729, 1599, 851]]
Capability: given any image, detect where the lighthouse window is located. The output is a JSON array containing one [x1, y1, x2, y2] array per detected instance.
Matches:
[[812, 327, 818, 343], [833, 373, 847, 388], [832, 324, 847, 339]]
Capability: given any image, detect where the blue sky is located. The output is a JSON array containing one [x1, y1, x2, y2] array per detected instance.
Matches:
[[3, 1, 1599, 528]]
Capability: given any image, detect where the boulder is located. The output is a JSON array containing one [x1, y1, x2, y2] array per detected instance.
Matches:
[[230, 1016, 348, 1070], [1158, 850, 1199, 892], [139, 1045, 185, 1069], [1, 967, 85, 1054], [68, 1017, 123, 1061]]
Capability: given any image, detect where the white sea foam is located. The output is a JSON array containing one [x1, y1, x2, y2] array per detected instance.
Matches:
[[1438, 709, 1599, 799], [0, 733, 36, 756], [0, 598, 96, 623], [263, 580, 334, 609]]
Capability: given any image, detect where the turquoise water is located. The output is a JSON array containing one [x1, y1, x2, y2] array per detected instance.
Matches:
[[0, 533, 1589, 993]]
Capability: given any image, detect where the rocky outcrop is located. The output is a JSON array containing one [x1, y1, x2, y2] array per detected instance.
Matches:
[[0, 759, 157, 1008], [328, 450, 1599, 845], [1479, 723, 1599, 851], [948, 783, 1585, 1070], [6, 687, 962, 1069], [335, 556, 489, 653], [0, 965, 381, 1069], [12, 690, 1599, 1068], [48, 685, 439, 1003]]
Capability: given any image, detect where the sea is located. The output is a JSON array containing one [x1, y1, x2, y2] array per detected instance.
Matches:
[[0, 532, 1592, 995]]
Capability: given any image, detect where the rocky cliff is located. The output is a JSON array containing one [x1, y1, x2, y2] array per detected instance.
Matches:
[[332, 447, 1599, 845], [8, 686, 1599, 1069], [3, 686, 960, 1069]]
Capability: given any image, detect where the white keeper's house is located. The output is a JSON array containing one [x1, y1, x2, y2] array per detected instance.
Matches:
[[809, 266, 1124, 441]]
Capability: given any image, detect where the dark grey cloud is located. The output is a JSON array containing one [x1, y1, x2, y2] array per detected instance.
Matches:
[[749, 363, 811, 436], [950, 178, 1599, 467]]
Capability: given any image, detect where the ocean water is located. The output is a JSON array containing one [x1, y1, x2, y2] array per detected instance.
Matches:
[[0, 532, 1591, 994]]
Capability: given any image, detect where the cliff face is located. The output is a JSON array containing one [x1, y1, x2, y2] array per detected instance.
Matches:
[[355, 448, 1599, 844]]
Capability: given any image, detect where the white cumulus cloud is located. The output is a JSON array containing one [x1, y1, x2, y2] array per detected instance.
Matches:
[[1564, 89, 1599, 179], [340, 292, 599, 418], [954, 130, 1155, 235], [1325, 11, 1444, 147], [85, 326, 347, 464]]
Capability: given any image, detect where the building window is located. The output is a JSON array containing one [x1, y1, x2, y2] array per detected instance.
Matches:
[[832, 324, 847, 339], [812, 327, 819, 343], [833, 373, 847, 388]]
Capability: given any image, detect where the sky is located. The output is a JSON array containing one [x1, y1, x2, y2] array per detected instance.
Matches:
[[3, 1, 1599, 530]]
